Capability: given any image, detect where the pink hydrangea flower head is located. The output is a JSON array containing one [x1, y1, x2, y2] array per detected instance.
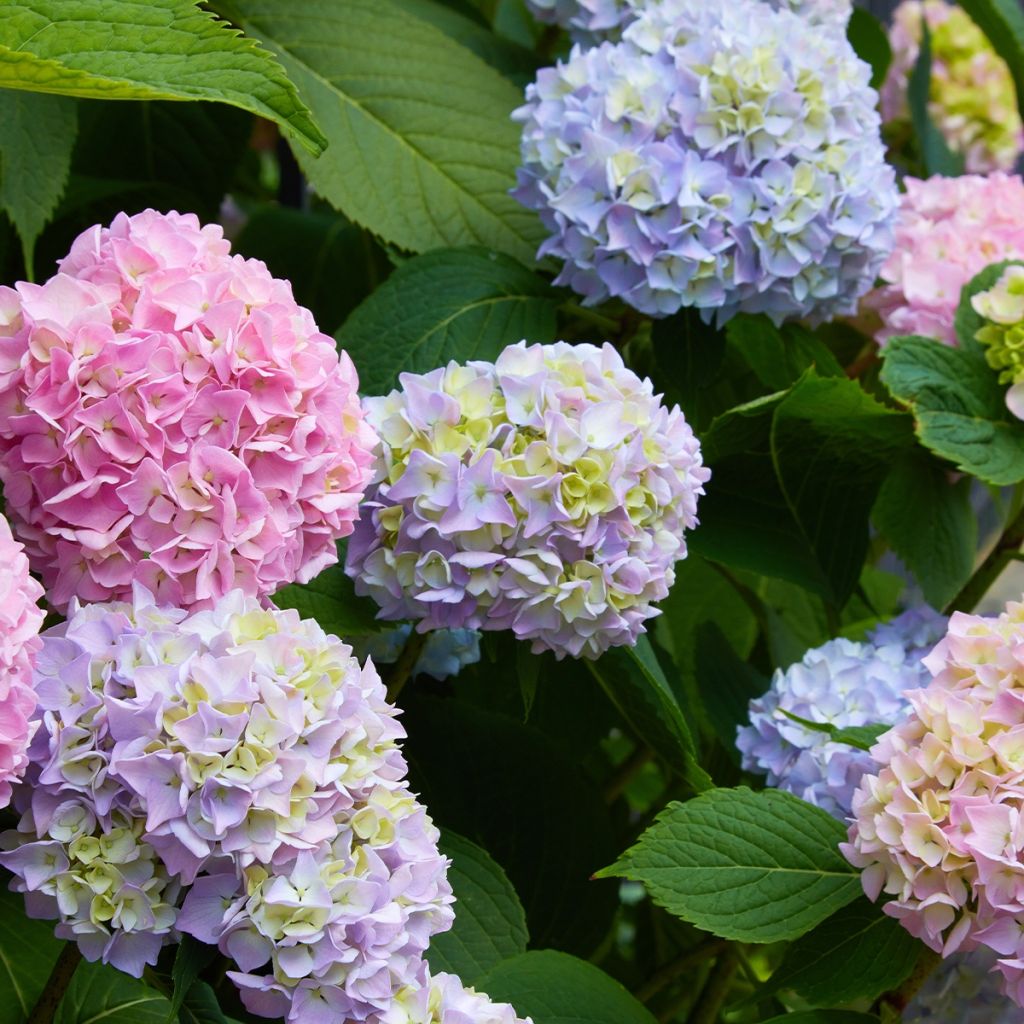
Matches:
[[881, 0, 1024, 174], [0, 209, 378, 612], [0, 510, 44, 808], [862, 175, 1024, 347], [0, 586, 453, 1009], [345, 341, 710, 659], [843, 602, 1024, 1008]]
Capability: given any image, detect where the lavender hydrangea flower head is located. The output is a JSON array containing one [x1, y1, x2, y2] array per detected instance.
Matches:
[[513, 0, 897, 323], [904, 949, 1024, 1023], [345, 341, 709, 659], [355, 625, 482, 682], [736, 608, 946, 819], [524, 0, 851, 43], [0, 586, 453, 1015]]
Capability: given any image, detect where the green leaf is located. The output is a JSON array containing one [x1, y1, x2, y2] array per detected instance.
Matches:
[[169, 936, 216, 1020], [694, 623, 768, 764], [479, 950, 657, 1024], [0, 0, 324, 154], [225, 0, 545, 263], [726, 315, 843, 392], [847, 8, 892, 89], [880, 334, 1024, 486], [235, 205, 391, 336], [0, 89, 76, 272], [651, 309, 727, 418], [598, 787, 860, 943], [0, 885, 62, 1023], [907, 17, 965, 176], [429, 831, 528, 984], [336, 247, 557, 395], [402, 694, 617, 953], [757, 1013, 879, 1024], [779, 711, 888, 753], [874, 451, 976, 608], [587, 637, 712, 793], [954, 259, 1024, 351], [764, 898, 918, 1006], [957, 0, 1024, 116], [175, 981, 228, 1024], [273, 562, 384, 637], [770, 372, 913, 606], [54, 959, 172, 1024], [699, 392, 788, 463]]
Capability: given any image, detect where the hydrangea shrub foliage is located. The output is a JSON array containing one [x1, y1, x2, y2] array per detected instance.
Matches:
[[3, 2, 1024, 1024]]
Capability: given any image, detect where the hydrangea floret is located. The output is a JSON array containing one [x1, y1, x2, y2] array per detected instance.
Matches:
[[524, 0, 851, 43], [513, 0, 897, 323], [0, 587, 453, 1018], [0, 209, 378, 612], [862, 175, 1024, 347], [881, 0, 1024, 173], [356, 624, 482, 682], [843, 603, 1024, 1008], [0, 511, 44, 807], [345, 341, 709, 659], [971, 263, 1024, 420], [737, 608, 946, 819], [382, 970, 535, 1024], [904, 948, 1024, 1023]]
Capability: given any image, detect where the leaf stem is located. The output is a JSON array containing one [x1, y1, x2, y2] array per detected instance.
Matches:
[[685, 948, 739, 1024], [634, 939, 730, 1004], [27, 942, 82, 1024], [945, 498, 1024, 614], [385, 629, 427, 703], [604, 744, 654, 805]]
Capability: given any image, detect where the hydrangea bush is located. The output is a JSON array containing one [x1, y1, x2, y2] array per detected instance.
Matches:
[[5, 2, 1024, 1024]]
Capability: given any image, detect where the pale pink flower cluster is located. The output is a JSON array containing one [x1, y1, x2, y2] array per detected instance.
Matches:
[[843, 604, 1024, 1007], [380, 970, 533, 1024], [863, 175, 1024, 347], [0, 209, 377, 612], [0, 511, 44, 807]]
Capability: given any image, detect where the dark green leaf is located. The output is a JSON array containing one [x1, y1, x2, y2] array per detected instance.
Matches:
[[176, 981, 228, 1024], [779, 711, 888, 753], [429, 831, 528, 983], [0, 0, 324, 153], [236, 205, 391, 335], [651, 309, 727, 417], [847, 7, 892, 89], [874, 451, 976, 608], [757, 1013, 879, 1024], [169, 936, 216, 1020], [726, 315, 842, 392], [598, 787, 860, 943], [764, 898, 918, 1006], [402, 695, 617, 954], [337, 247, 557, 395], [907, 17, 965, 176], [479, 950, 657, 1024], [880, 334, 1024, 486], [226, 0, 545, 262], [694, 622, 768, 764], [0, 90, 77, 272], [0, 884, 62, 1023], [273, 562, 385, 637], [587, 637, 712, 792], [54, 959, 172, 1024]]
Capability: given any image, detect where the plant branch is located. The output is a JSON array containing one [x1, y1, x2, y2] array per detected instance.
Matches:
[[685, 948, 739, 1024], [28, 942, 82, 1024], [604, 744, 655, 805], [385, 630, 427, 702], [634, 939, 730, 1004], [945, 500, 1024, 614]]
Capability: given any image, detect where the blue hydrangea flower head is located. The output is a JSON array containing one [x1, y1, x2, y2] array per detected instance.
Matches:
[[356, 624, 482, 681], [736, 608, 946, 819], [513, 0, 897, 324], [904, 949, 1024, 1023]]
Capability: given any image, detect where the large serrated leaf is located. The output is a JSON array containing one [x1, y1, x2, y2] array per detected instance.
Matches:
[[479, 951, 657, 1024], [587, 637, 712, 793], [224, 0, 545, 263], [336, 247, 557, 396], [880, 334, 1024, 486], [0, 1, 324, 153], [598, 787, 861, 943], [429, 832, 528, 984], [761, 898, 918, 1007], [0, 89, 77, 272]]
